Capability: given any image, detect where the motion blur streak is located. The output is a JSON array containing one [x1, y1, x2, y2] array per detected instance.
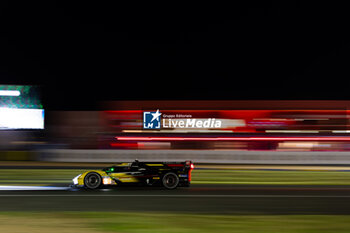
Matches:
[[0, 186, 69, 191], [115, 136, 350, 141], [0, 90, 20, 96]]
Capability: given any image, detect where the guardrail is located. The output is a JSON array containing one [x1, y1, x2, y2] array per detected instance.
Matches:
[[36, 149, 350, 164]]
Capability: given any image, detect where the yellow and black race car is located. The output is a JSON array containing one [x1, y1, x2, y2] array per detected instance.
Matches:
[[72, 160, 194, 189]]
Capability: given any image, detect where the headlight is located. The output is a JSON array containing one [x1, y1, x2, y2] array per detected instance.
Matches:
[[72, 174, 81, 185]]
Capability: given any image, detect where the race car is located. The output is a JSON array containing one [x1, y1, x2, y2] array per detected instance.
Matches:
[[71, 160, 194, 189]]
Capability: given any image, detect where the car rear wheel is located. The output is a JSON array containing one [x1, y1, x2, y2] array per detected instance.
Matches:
[[84, 172, 102, 189], [162, 172, 179, 189]]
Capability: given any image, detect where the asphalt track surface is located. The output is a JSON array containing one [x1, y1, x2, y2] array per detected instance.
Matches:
[[2, 184, 350, 214]]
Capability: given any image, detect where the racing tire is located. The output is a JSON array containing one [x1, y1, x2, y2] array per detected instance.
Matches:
[[162, 172, 179, 189], [84, 172, 102, 189]]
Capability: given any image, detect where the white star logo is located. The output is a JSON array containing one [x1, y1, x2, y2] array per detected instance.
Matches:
[[150, 109, 161, 122]]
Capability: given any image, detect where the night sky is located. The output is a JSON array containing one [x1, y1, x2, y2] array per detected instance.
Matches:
[[1, 2, 350, 110]]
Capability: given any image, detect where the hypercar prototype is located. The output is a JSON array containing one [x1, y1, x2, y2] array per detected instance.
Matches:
[[72, 160, 194, 189]]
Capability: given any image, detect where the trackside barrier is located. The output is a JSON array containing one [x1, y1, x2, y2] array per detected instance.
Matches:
[[0, 151, 34, 161], [36, 149, 350, 164]]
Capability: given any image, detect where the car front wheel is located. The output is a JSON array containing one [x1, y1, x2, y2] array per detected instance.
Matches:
[[84, 172, 102, 189]]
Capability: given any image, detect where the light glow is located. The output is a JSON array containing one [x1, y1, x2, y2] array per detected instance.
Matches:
[[116, 136, 350, 141], [0, 90, 20, 96], [0, 107, 44, 129], [103, 177, 112, 185], [72, 174, 81, 185]]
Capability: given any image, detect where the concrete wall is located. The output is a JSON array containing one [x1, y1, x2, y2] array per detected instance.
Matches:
[[37, 149, 350, 164]]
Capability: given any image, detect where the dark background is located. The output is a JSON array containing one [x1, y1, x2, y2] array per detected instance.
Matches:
[[0, 1, 349, 110]]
